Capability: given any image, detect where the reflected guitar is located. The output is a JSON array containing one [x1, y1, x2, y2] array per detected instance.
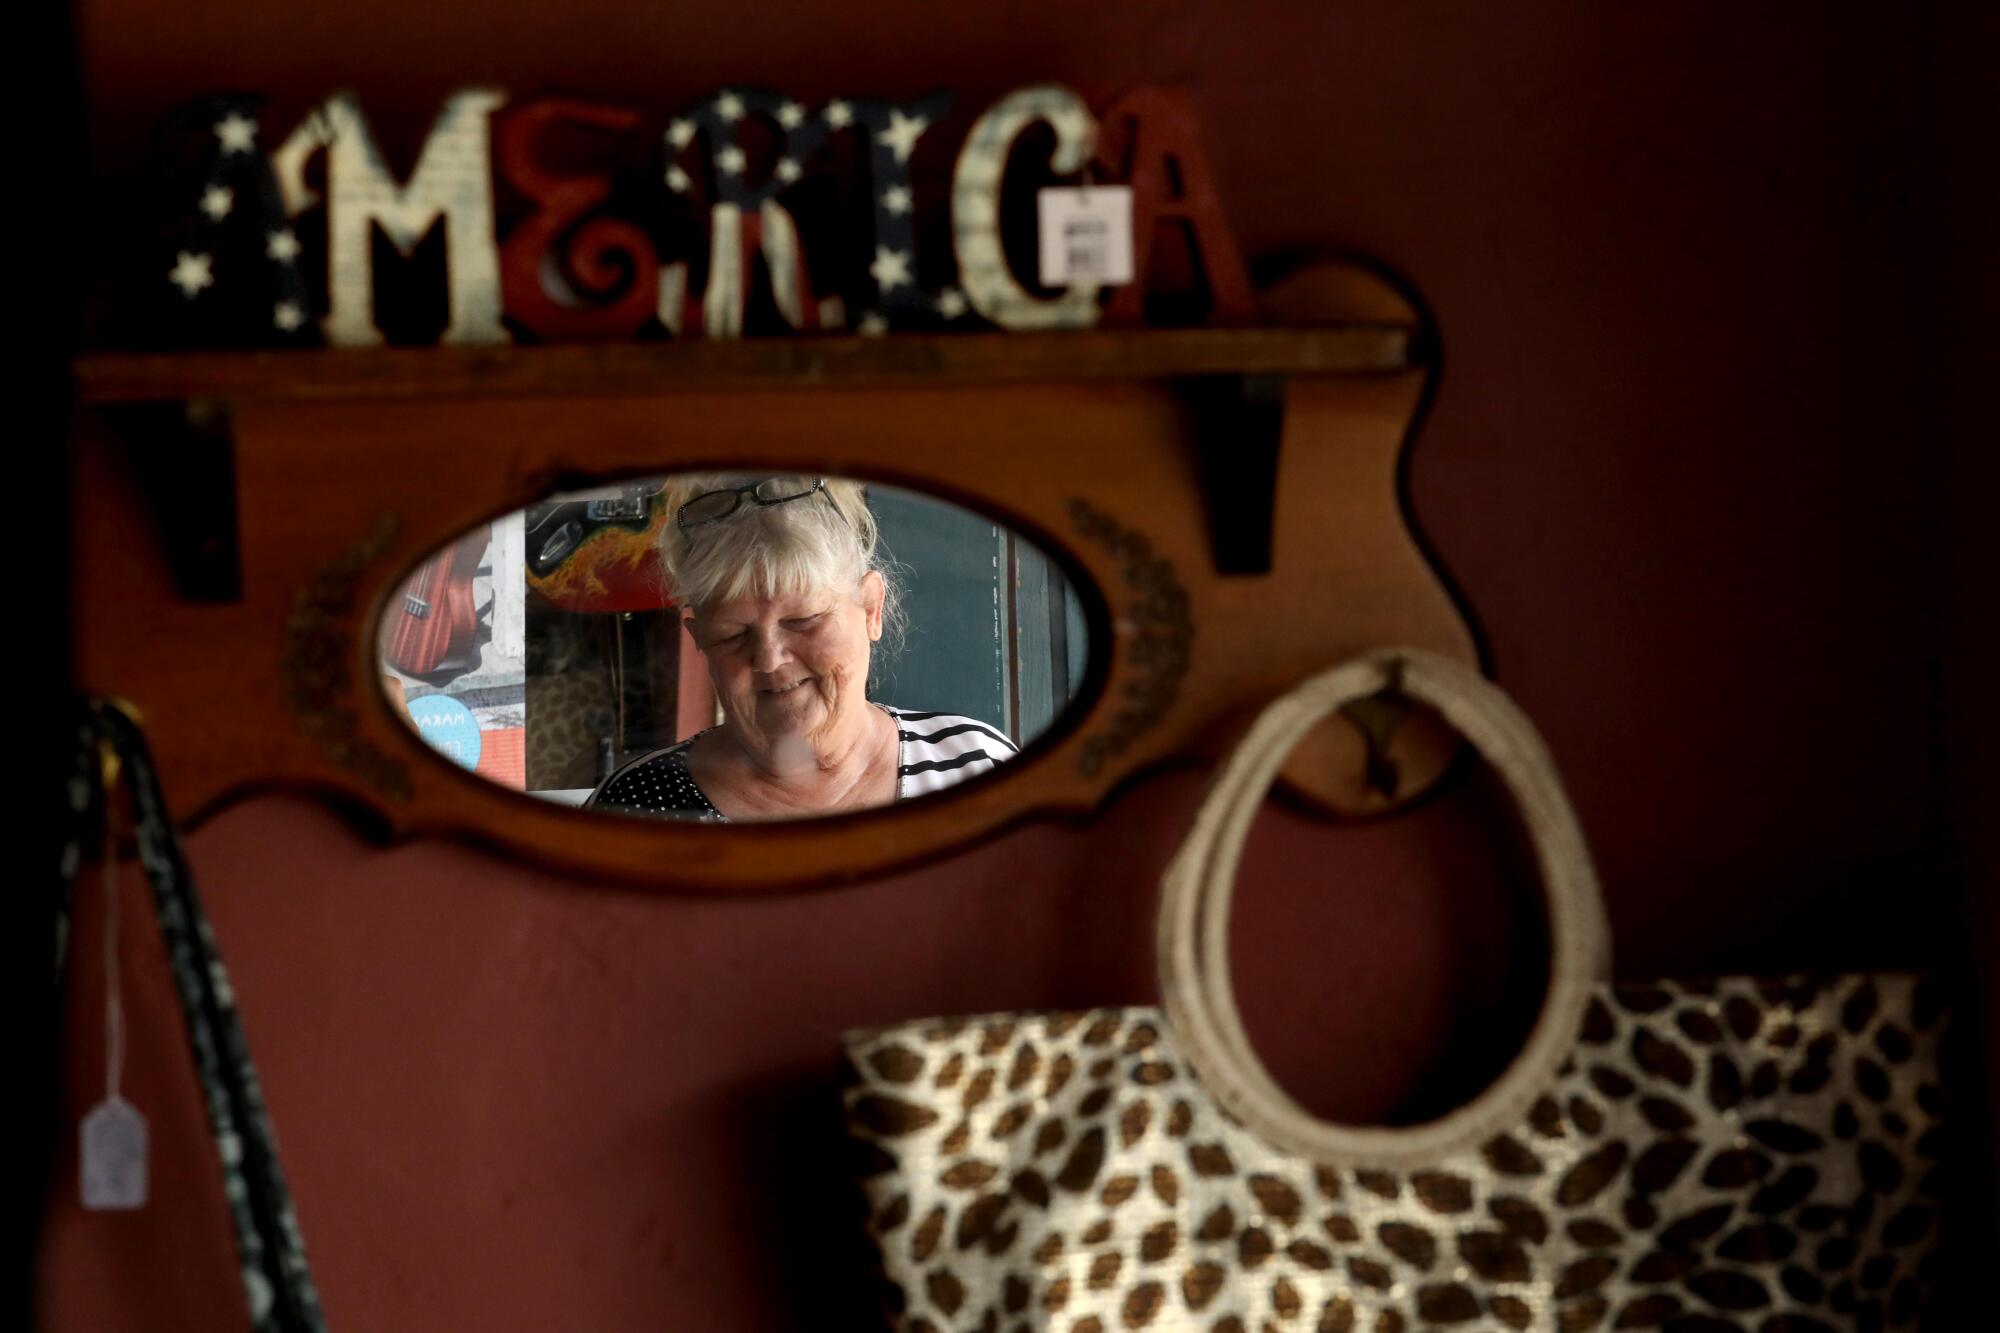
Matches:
[[383, 528, 490, 684]]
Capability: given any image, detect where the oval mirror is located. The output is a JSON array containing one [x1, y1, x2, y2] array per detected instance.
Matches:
[[375, 473, 1092, 821]]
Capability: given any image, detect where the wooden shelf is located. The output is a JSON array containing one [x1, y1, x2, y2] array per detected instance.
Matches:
[[72, 325, 1419, 405]]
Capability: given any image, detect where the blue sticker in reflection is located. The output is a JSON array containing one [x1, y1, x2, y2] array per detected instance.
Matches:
[[408, 694, 482, 771]]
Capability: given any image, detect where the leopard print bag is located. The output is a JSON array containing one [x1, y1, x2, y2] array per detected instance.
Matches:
[[842, 650, 1948, 1332]]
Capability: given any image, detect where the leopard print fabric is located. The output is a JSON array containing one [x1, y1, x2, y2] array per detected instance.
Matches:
[[844, 976, 1946, 1333]]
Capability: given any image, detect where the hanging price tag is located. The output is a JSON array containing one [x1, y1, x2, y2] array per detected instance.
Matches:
[[81, 1096, 149, 1210], [1036, 185, 1134, 287], [82, 738, 148, 1211]]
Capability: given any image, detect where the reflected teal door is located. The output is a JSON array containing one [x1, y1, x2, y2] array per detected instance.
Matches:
[[869, 486, 1082, 745]]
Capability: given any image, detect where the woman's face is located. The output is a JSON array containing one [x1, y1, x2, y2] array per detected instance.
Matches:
[[690, 572, 885, 753]]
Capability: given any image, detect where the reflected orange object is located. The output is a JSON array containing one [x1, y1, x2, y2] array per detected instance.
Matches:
[[525, 510, 673, 613], [473, 726, 526, 790]]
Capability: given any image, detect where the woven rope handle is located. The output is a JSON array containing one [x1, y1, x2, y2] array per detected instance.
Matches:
[[1156, 648, 1610, 1170]]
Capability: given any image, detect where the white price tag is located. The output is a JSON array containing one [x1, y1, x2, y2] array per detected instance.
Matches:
[[1036, 186, 1134, 287], [85, 749, 147, 1212], [81, 1096, 149, 1210]]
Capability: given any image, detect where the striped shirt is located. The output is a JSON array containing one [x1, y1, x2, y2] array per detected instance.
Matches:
[[587, 705, 1018, 820]]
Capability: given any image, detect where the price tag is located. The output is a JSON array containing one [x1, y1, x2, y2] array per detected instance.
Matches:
[[1037, 185, 1134, 287], [81, 1096, 149, 1210], [84, 738, 148, 1211]]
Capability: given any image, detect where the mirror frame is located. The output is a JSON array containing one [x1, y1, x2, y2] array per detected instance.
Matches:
[[72, 280, 1478, 892]]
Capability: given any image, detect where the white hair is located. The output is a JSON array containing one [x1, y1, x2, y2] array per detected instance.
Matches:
[[658, 473, 905, 653]]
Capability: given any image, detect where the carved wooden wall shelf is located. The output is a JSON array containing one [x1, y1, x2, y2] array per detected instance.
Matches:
[[70, 312, 1478, 893]]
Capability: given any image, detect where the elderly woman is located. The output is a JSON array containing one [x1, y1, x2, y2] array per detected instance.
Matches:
[[589, 475, 1016, 820]]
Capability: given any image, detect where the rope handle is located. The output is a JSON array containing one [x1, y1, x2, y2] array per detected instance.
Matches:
[[1156, 649, 1610, 1170], [68, 700, 328, 1332]]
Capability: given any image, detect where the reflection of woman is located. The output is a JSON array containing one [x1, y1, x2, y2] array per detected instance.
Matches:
[[589, 475, 1017, 820]]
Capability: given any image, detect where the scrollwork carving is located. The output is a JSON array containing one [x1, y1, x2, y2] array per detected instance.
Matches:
[[281, 513, 412, 799], [1068, 499, 1193, 776]]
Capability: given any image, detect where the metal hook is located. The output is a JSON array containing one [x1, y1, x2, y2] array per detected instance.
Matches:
[[90, 695, 146, 852], [1338, 657, 1410, 801]]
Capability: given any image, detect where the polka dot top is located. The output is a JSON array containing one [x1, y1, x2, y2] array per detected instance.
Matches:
[[587, 705, 1019, 821]]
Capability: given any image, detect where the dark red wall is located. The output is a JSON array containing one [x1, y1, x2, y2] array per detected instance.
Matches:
[[43, 3, 1995, 1328]]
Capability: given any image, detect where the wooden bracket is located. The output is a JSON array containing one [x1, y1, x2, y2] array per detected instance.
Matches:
[[109, 399, 242, 603], [1183, 372, 1286, 576]]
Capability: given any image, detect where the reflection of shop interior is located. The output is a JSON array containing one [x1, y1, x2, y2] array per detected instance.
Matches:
[[380, 517, 528, 790], [523, 605, 713, 803], [386, 481, 1089, 807], [512, 477, 715, 803]]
